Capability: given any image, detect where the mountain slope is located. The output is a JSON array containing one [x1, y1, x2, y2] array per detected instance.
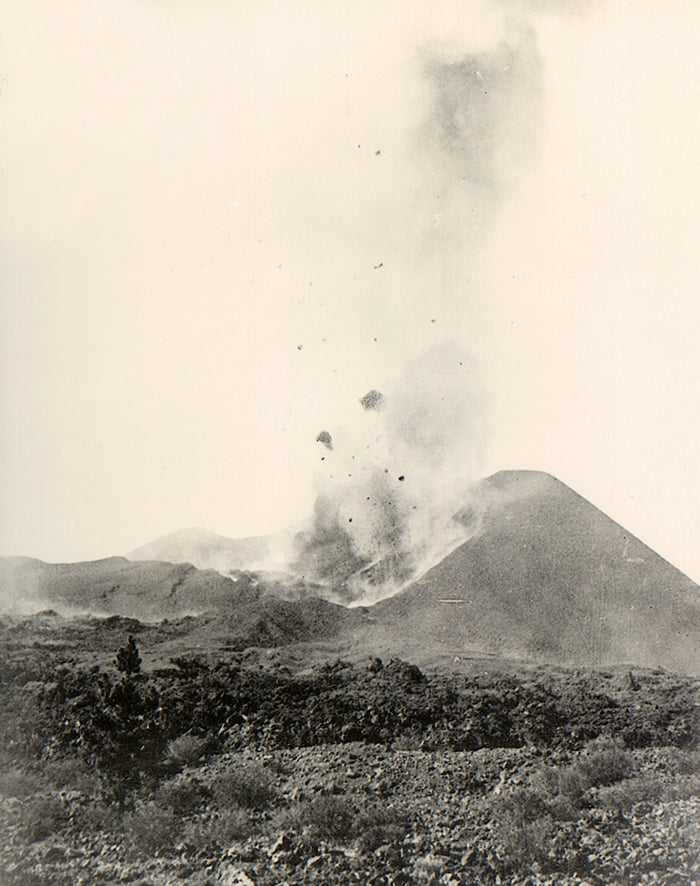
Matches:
[[370, 471, 700, 672], [0, 556, 365, 649], [128, 525, 300, 573], [0, 555, 238, 620], [3, 471, 698, 672]]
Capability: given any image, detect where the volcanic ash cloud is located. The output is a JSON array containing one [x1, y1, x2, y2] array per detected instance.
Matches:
[[294, 342, 486, 603]]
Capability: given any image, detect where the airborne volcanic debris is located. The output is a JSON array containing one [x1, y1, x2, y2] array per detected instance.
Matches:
[[359, 389, 385, 411], [316, 431, 333, 451]]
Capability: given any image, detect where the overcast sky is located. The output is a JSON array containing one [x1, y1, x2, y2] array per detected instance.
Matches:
[[2, 0, 699, 582]]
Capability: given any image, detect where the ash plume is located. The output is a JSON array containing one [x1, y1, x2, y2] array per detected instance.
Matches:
[[412, 26, 542, 299], [294, 11, 567, 603], [294, 343, 485, 603]]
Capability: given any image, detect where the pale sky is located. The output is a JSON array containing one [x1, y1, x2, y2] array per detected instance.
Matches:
[[2, 0, 699, 583]]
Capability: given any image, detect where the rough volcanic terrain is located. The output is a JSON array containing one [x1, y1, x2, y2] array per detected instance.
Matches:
[[0, 638, 698, 886]]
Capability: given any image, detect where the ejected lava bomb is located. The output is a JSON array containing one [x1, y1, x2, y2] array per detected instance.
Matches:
[[316, 430, 334, 451], [360, 390, 385, 411]]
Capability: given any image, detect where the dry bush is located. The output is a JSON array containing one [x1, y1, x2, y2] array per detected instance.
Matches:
[[300, 794, 355, 840], [665, 747, 700, 776], [182, 808, 253, 850], [18, 794, 69, 843], [74, 798, 123, 833], [0, 769, 41, 798], [490, 787, 550, 827], [391, 728, 425, 751], [493, 809, 557, 873], [530, 764, 586, 818], [166, 733, 208, 768], [486, 781, 576, 871], [593, 773, 700, 811], [155, 774, 209, 816], [354, 804, 410, 852], [123, 800, 181, 855], [210, 761, 275, 810], [43, 755, 99, 795], [529, 740, 635, 819], [577, 740, 634, 788], [273, 793, 402, 846]]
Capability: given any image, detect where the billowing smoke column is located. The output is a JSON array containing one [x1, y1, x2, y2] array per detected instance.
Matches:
[[295, 24, 544, 603], [294, 342, 485, 603], [413, 28, 542, 308]]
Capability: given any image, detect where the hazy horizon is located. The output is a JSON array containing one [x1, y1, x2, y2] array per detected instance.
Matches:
[[2, 0, 699, 585]]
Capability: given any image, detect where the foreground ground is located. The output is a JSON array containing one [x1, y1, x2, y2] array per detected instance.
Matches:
[[0, 635, 698, 885], [1, 742, 698, 885]]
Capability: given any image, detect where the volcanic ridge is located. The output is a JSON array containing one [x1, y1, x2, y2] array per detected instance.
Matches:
[[1, 471, 698, 673]]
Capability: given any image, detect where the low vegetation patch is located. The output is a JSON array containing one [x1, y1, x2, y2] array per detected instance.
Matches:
[[0, 640, 697, 884], [209, 762, 275, 811]]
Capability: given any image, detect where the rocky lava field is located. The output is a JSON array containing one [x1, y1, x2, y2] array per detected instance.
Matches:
[[0, 634, 698, 886]]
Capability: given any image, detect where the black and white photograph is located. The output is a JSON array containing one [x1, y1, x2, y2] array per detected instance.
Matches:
[[1, 1, 699, 883]]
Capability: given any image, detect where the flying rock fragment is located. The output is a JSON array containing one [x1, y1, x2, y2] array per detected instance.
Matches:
[[316, 431, 333, 451], [360, 389, 385, 411]]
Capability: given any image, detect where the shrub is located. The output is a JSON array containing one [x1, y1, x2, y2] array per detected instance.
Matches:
[[666, 747, 700, 776], [0, 769, 41, 798], [413, 854, 448, 882], [590, 773, 700, 812], [18, 794, 69, 843], [494, 813, 557, 873], [74, 798, 122, 833], [123, 800, 181, 855], [528, 741, 635, 819], [300, 795, 355, 840], [42, 755, 99, 795], [391, 728, 425, 751], [155, 775, 209, 816], [485, 787, 581, 874], [529, 766, 585, 818], [182, 808, 253, 851], [115, 635, 141, 676], [166, 733, 208, 768], [577, 740, 634, 787], [210, 762, 274, 810], [492, 787, 550, 828], [354, 804, 410, 852]]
